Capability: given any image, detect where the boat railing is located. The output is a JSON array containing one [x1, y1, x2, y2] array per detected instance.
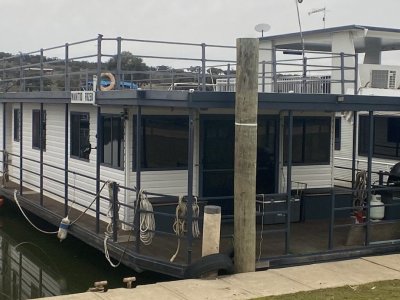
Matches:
[[0, 36, 357, 95]]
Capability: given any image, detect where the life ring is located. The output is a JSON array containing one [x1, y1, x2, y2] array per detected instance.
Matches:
[[100, 72, 116, 91]]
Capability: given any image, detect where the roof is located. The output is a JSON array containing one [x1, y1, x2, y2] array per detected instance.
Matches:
[[260, 25, 400, 52]]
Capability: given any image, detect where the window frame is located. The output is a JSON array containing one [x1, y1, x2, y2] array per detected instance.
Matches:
[[14, 108, 20, 142], [358, 115, 400, 160], [32, 109, 46, 151], [283, 116, 331, 166], [133, 115, 189, 171], [100, 114, 124, 170], [70, 112, 90, 161]]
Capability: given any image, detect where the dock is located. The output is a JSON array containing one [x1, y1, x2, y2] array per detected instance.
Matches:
[[44, 253, 400, 299]]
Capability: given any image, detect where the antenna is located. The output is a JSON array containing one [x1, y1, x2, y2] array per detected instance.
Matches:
[[308, 7, 327, 28], [254, 23, 271, 38]]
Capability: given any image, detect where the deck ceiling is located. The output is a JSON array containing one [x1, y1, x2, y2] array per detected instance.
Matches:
[[2, 90, 400, 113], [262, 25, 400, 52]]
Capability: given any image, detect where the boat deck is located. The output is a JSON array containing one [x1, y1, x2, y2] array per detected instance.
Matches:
[[1, 179, 400, 278]]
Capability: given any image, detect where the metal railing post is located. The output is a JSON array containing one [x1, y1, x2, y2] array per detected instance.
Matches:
[[354, 53, 359, 95], [19, 103, 23, 194], [96, 34, 103, 91], [19, 54, 24, 92], [352, 111, 358, 189], [227, 63, 231, 90], [116, 37, 122, 90], [262, 61, 266, 93], [186, 110, 195, 265], [201, 43, 206, 91], [329, 187, 335, 250], [286, 111, 293, 254], [112, 182, 119, 242], [272, 47, 277, 92], [340, 52, 345, 94], [64, 103, 69, 216], [366, 111, 374, 246], [40, 49, 44, 91], [39, 103, 44, 206], [135, 106, 142, 253], [302, 56, 307, 93], [65, 43, 70, 91], [96, 106, 102, 233]]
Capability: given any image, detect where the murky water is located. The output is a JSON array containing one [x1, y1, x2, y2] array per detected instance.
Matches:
[[0, 201, 173, 299]]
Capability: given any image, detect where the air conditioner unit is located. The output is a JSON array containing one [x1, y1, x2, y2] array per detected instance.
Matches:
[[371, 69, 397, 89]]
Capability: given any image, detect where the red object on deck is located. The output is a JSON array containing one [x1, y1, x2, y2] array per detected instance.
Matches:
[[0, 197, 4, 208]]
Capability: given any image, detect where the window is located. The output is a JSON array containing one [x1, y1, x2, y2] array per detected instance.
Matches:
[[14, 108, 20, 142], [359, 115, 400, 159], [70, 112, 90, 160], [101, 114, 124, 168], [335, 117, 341, 150], [284, 116, 331, 165], [32, 110, 46, 150], [133, 116, 188, 170]]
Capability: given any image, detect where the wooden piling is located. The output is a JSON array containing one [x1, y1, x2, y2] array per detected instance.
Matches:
[[234, 38, 259, 273]]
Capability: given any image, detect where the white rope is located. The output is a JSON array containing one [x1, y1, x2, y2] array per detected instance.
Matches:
[[139, 189, 155, 246], [13, 190, 58, 235], [170, 195, 200, 262]]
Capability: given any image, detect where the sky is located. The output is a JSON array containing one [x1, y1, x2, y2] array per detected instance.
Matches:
[[1, 0, 400, 66]]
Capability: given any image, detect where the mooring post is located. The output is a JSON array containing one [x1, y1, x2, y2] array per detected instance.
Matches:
[[234, 38, 259, 273]]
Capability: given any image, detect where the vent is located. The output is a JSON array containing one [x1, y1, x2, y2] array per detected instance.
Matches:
[[371, 70, 396, 89]]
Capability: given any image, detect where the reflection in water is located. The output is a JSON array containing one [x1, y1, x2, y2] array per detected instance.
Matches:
[[0, 237, 66, 299], [0, 202, 173, 299]]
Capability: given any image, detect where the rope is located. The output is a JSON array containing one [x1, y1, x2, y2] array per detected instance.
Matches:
[[103, 183, 137, 268], [13, 190, 58, 235], [354, 170, 368, 209], [170, 195, 200, 262], [69, 180, 110, 226], [139, 189, 155, 245]]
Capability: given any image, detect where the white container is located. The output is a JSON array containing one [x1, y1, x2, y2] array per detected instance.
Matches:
[[370, 194, 385, 221]]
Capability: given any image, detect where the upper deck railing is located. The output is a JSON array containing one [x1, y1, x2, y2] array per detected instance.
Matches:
[[0, 35, 358, 94]]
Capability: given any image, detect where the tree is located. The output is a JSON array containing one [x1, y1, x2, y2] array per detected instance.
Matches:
[[107, 51, 149, 81]]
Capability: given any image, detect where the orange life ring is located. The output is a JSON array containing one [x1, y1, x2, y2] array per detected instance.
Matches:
[[100, 72, 116, 91]]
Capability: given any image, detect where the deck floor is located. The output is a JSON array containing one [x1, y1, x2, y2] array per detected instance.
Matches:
[[1, 179, 400, 275]]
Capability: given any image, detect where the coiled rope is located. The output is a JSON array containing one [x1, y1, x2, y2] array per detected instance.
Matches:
[[170, 195, 200, 262], [354, 170, 368, 209], [139, 189, 155, 246]]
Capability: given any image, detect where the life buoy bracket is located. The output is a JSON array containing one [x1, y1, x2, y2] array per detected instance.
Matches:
[[100, 72, 116, 91]]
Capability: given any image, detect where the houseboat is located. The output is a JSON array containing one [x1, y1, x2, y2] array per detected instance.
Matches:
[[0, 26, 400, 278]]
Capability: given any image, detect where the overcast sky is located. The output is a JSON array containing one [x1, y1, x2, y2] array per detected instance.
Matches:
[[2, 0, 400, 65]]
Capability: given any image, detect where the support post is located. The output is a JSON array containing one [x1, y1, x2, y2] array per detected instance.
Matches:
[[352, 111, 358, 189], [234, 38, 259, 273], [366, 111, 374, 245], [340, 52, 345, 95], [96, 35, 103, 91], [135, 106, 142, 253], [64, 103, 69, 216], [19, 103, 23, 195], [96, 106, 102, 233], [186, 110, 195, 265], [112, 182, 119, 242], [39, 103, 44, 206], [286, 110, 293, 254]]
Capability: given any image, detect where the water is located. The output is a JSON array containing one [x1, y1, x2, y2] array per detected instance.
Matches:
[[0, 201, 173, 299]]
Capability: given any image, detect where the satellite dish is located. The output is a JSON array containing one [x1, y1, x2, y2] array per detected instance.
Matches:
[[254, 23, 271, 37]]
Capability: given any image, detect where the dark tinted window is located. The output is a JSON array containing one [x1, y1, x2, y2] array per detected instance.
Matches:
[[14, 108, 20, 142], [335, 117, 341, 150], [359, 115, 400, 159], [284, 116, 331, 165], [133, 116, 188, 170], [70, 112, 90, 159], [101, 115, 124, 168], [32, 110, 46, 150]]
